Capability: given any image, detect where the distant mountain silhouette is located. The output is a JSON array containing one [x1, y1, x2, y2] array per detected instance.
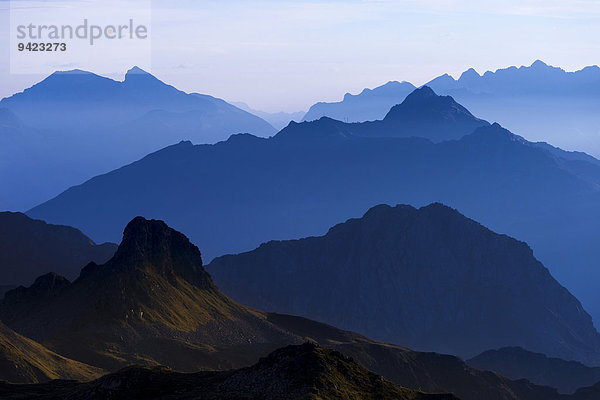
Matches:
[[0, 343, 457, 400], [207, 203, 600, 364], [0, 321, 103, 384], [290, 86, 489, 142], [302, 61, 600, 156], [0, 212, 116, 286], [0, 67, 276, 211], [468, 347, 600, 394], [427, 60, 600, 97], [27, 105, 600, 325], [303, 80, 417, 122], [370, 86, 489, 141], [232, 101, 305, 130], [426, 61, 600, 156]]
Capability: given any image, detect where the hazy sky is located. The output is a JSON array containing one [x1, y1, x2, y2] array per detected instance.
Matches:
[[1, 0, 599, 111]]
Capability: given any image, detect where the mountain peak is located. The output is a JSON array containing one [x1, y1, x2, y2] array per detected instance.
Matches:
[[123, 66, 164, 86], [125, 66, 151, 76], [382, 86, 488, 141], [110, 217, 213, 289], [408, 85, 436, 99], [459, 67, 480, 81], [530, 59, 549, 69]]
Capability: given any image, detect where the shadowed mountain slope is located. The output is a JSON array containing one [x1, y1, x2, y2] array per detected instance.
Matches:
[[468, 347, 600, 394], [0, 212, 117, 286], [0, 321, 104, 384], [207, 203, 600, 364]]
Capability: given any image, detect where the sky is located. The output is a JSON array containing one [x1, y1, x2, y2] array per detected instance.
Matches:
[[0, 0, 599, 112]]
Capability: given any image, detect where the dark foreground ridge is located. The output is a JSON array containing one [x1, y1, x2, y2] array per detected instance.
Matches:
[[0, 343, 457, 400]]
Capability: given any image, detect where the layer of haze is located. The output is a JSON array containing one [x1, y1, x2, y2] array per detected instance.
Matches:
[[0, 0, 599, 112]]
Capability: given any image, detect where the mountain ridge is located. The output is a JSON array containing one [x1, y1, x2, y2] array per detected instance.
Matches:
[[0, 212, 117, 287], [300, 60, 600, 156], [207, 203, 600, 365], [468, 347, 600, 394], [25, 100, 600, 327], [3, 217, 600, 400], [0, 67, 276, 211]]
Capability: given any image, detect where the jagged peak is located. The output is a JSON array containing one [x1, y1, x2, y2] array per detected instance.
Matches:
[[459, 67, 480, 81], [117, 216, 200, 263], [108, 217, 213, 289]]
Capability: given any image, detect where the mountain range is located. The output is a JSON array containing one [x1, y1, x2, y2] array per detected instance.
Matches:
[[207, 203, 600, 364], [26, 88, 600, 325], [0, 67, 276, 211], [468, 347, 600, 394], [302, 61, 600, 156], [303, 80, 417, 122], [0, 212, 116, 287], [3, 216, 600, 400]]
